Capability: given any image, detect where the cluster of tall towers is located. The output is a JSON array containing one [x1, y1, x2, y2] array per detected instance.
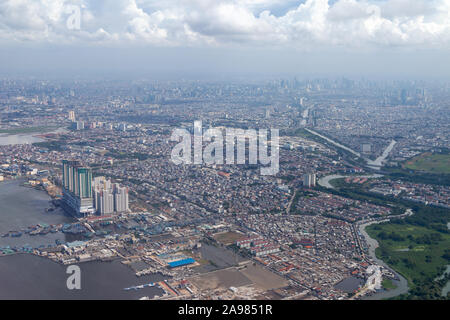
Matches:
[[62, 160, 128, 217], [93, 176, 129, 216], [303, 173, 316, 188]]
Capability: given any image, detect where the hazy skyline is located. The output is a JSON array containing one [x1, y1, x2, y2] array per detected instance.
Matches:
[[1, 0, 450, 79]]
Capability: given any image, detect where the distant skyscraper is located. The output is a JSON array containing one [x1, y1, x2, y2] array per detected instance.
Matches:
[[68, 110, 76, 121], [401, 89, 408, 105], [303, 173, 316, 188], [75, 121, 84, 130]]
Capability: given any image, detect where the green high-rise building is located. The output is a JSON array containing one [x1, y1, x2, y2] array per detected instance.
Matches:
[[62, 160, 95, 216], [76, 167, 92, 199]]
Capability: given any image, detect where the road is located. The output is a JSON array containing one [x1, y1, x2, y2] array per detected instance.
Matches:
[[304, 128, 397, 171], [367, 140, 397, 169], [304, 128, 361, 157]]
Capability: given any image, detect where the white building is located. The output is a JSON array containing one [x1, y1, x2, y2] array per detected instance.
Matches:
[[114, 184, 129, 213], [93, 177, 129, 215], [68, 110, 76, 122], [96, 190, 114, 215], [303, 173, 316, 188]]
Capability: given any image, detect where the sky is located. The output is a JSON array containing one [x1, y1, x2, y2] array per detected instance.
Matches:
[[1, 0, 449, 79]]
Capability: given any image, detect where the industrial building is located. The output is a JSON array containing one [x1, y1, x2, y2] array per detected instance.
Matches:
[[168, 258, 195, 268]]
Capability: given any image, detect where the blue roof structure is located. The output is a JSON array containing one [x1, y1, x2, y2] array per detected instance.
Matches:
[[168, 258, 195, 268]]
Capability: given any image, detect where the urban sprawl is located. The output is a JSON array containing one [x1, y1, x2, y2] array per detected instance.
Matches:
[[0, 78, 449, 300]]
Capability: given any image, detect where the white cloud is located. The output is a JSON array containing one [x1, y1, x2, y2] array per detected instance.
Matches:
[[0, 0, 449, 49]]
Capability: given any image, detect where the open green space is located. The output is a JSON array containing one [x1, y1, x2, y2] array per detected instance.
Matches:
[[213, 231, 246, 245], [385, 166, 450, 186], [366, 207, 450, 299], [382, 278, 397, 291], [403, 152, 450, 174]]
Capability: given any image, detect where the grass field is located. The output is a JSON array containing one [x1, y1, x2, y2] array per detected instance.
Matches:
[[382, 279, 397, 290], [403, 153, 450, 174], [367, 223, 450, 294], [213, 231, 246, 245]]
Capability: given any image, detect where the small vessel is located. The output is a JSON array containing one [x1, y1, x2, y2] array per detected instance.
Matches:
[[29, 229, 41, 236], [144, 283, 155, 288], [10, 231, 23, 238], [123, 283, 155, 291], [39, 228, 51, 235]]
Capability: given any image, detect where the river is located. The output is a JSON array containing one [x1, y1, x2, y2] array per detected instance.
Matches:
[[437, 222, 450, 297], [0, 127, 68, 146], [359, 221, 409, 300], [316, 172, 410, 299], [0, 133, 45, 145]]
